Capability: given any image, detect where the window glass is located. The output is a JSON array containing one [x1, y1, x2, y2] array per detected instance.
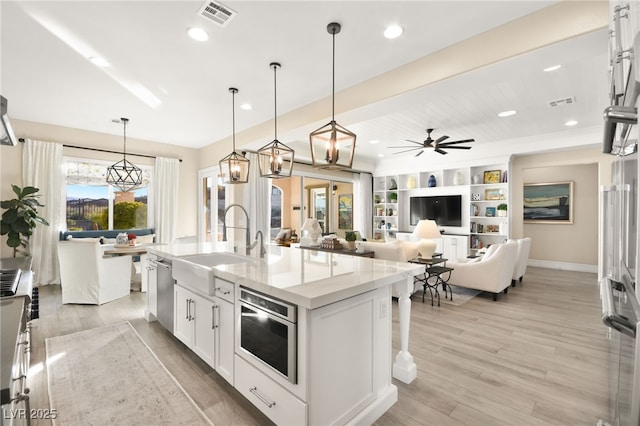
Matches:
[[271, 186, 282, 229], [64, 159, 151, 231]]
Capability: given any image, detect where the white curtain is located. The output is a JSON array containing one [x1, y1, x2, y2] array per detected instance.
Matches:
[[153, 157, 179, 244], [22, 139, 64, 285], [243, 153, 270, 241], [354, 172, 373, 239]]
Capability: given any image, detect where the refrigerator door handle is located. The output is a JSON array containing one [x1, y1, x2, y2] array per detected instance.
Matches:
[[601, 278, 637, 338]]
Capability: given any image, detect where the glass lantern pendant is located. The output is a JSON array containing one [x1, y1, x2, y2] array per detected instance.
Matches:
[[258, 62, 294, 178], [219, 88, 250, 184], [309, 22, 356, 170]]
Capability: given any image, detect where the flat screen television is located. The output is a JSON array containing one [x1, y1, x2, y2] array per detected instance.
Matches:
[[410, 195, 462, 226]]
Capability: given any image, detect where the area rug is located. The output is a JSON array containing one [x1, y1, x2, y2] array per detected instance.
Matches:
[[46, 322, 213, 426], [440, 285, 481, 306]]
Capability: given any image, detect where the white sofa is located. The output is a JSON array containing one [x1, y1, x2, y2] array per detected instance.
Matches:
[[509, 237, 531, 286], [446, 242, 519, 301]]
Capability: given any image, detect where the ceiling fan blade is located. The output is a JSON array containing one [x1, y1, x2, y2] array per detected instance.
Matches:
[[440, 139, 475, 146], [435, 135, 449, 143], [388, 145, 422, 149], [441, 146, 472, 150], [435, 148, 448, 155], [403, 139, 424, 146], [415, 150, 424, 157], [392, 147, 422, 155]]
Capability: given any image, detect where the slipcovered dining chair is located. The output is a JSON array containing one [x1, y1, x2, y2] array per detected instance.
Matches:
[[57, 241, 132, 305]]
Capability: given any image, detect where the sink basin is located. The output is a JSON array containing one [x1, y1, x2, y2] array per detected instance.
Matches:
[[172, 252, 249, 295], [179, 252, 248, 267]]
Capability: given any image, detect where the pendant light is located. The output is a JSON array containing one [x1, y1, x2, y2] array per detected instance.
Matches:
[[219, 88, 250, 184], [257, 62, 294, 178], [309, 22, 356, 170], [106, 117, 143, 192]]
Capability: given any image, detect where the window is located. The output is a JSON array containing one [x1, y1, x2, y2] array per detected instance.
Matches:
[[271, 186, 282, 229], [64, 159, 152, 231]]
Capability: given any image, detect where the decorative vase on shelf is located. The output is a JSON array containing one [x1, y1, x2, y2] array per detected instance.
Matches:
[[472, 174, 481, 184], [406, 175, 416, 189], [428, 175, 437, 188], [453, 170, 464, 185], [389, 178, 397, 190]]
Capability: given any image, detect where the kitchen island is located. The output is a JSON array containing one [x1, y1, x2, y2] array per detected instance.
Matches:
[[146, 242, 422, 425]]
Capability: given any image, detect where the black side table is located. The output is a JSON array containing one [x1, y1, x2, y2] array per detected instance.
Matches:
[[409, 257, 454, 306]]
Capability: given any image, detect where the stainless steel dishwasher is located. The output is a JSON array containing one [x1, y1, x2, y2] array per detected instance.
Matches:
[[150, 257, 174, 332]]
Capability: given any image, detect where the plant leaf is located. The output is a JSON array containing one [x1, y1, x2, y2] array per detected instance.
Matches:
[[20, 186, 40, 198]]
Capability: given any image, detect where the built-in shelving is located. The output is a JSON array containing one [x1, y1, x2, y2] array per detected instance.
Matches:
[[373, 163, 510, 254]]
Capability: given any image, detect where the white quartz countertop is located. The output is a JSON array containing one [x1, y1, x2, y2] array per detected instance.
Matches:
[[148, 242, 423, 309]]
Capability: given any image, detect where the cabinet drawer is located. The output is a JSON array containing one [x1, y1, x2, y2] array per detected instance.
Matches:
[[213, 277, 234, 303], [235, 355, 307, 425]]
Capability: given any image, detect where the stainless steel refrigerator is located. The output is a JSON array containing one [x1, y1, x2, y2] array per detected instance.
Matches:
[[600, 15, 640, 425]]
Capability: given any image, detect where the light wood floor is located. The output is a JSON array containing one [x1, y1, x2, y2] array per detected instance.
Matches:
[[26, 266, 609, 425]]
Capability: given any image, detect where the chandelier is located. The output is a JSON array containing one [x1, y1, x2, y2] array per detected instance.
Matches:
[[106, 117, 143, 192], [309, 22, 356, 170], [219, 88, 250, 184], [257, 62, 294, 178]]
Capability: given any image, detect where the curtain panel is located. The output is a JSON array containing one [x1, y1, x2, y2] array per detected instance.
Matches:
[[153, 157, 179, 244], [354, 172, 373, 239], [22, 139, 65, 285]]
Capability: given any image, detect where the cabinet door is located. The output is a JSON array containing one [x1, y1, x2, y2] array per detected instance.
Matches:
[[192, 292, 216, 368], [216, 298, 234, 385], [174, 285, 193, 346]]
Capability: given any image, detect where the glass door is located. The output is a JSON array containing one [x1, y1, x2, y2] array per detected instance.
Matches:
[[198, 166, 226, 242]]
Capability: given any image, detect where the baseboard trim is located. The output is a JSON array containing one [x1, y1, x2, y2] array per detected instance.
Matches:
[[528, 259, 597, 273]]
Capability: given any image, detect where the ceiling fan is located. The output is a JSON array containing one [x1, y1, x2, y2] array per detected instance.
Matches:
[[389, 128, 474, 156]]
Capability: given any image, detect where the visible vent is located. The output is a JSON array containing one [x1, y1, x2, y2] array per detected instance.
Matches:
[[197, 1, 237, 27], [547, 96, 577, 107]]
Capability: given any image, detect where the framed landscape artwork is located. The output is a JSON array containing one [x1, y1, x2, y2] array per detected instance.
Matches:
[[338, 194, 353, 229], [523, 181, 574, 224]]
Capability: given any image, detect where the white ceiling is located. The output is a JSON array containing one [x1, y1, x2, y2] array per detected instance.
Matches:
[[1, 1, 609, 167]]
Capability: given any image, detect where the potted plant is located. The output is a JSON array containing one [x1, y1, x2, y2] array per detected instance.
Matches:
[[1, 185, 49, 257], [497, 203, 508, 217], [388, 192, 398, 203], [345, 231, 357, 250]]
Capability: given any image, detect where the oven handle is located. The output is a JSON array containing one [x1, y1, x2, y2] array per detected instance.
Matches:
[[601, 277, 637, 338]]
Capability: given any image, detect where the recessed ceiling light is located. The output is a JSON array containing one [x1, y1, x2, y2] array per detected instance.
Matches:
[[187, 27, 209, 42], [498, 110, 517, 117], [88, 56, 109, 67], [384, 25, 403, 39], [239, 103, 252, 110], [565, 120, 578, 126], [543, 64, 562, 72], [377, 153, 384, 158], [369, 139, 380, 144]]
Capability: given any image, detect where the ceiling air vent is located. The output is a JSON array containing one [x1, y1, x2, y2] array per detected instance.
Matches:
[[547, 96, 576, 108], [197, 1, 237, 27]]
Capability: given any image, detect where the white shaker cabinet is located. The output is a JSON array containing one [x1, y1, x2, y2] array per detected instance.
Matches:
[[174, 285, 216, 368], [173, 279, 235, 384]]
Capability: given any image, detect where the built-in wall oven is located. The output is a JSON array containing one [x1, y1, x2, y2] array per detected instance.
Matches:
[[237, 287, 297, 384]]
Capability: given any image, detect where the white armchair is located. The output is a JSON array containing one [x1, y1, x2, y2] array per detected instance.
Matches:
[[58, 241, 132, 305], [509, 237, 531, 286], [446, 242, 519, 301]]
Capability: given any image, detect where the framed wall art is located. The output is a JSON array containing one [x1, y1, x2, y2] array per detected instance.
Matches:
[[338, 193, 353, 229], [523, 181, 574, 224], [483, 170, 501, 184]]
